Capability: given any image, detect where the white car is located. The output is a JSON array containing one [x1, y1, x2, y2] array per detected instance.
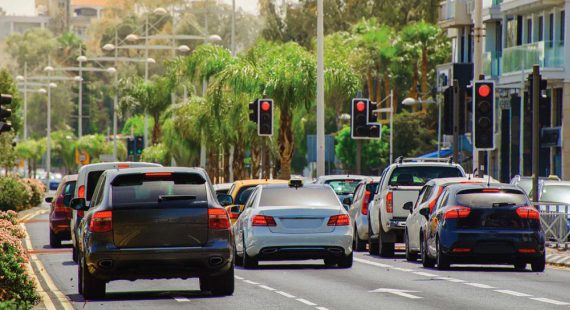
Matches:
[[232, 181, 353, 269]]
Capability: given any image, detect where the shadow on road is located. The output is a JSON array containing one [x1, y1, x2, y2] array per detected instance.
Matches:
[[68, 290, 219, 303], [239, 263, 335, 270]]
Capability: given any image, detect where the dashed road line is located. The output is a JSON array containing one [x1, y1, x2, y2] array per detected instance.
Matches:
[[275, 291, 296, 298], [234, 275, 244, 280], [354, 257, 392, 268], [494, 290, 532, 297], [243, 280, 260, 285], [237, 276, 327, 308], [259, 285, 276, 291], [529, 298, 570, 306], [316, 307, 330, 310], [296, 298, 317, 306], [173, 297, 191, 302], [413, 271, 438, 277], [435, 277, 465, 283], [464, 283, 495, 289], [392, 267, 413, 272]]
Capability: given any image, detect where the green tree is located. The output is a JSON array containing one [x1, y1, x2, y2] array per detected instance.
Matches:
[[5, 28, 56, 71], [335, 125, 389, 174], [140, 143, 170, 165], [393, 110, 437, 158]]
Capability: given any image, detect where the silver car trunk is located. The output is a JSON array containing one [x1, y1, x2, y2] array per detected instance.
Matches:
[[259, 206, 342, 234]]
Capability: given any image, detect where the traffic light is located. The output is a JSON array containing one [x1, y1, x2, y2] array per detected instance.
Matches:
[[350, 98, 380, 139], [248, 99, 258, 123], [527, 73, 548, 106], [0, 94, 12, 134], [135, 136, 144, 158], [367, 100, 378, 124], [473, 81, 495, 150], [258, 99, 273, 136], [127, 137, 135, 157], [442, 87, 453, 135]]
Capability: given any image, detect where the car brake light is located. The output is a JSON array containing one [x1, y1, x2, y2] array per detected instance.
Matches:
[[516, 206, 540, 220], [145, 172, 172, 177], [252, 215, 277, 226], [429, 187, 444, 212], [518, 248, 537, 253], [386, 192, 393, 213], [89, 211, 112, 233], [118, 163, 130, 168], [78, 185, 85, 198], [361, 191, 371, 215], [452, 248, 472, 253], [482, 188, 501, 193], [208, 208, 230, 229], [444, 206, 471, 219], [229, 212, 240, 219], [54, 206, 68, 214], [328, 214, 350, 226]]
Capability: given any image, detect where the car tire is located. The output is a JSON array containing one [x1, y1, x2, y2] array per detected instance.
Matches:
[[405, 230, 418, 262], [234, 246, 243, 267], [368, 222, 379, 255], [242, 239, 258, 269], [80, 254, 105, 300], [436, 239, 450, 270], [421, 237, 435, 268], [378, 229, 395, 258], [72, 244, 78, 263], [324, 258, 337, 267], [531, 253, 546, 272], [49, 230, 61, 248], [199, 276, 211, 292], [208, 265, 235, 296], [514, 262, 527, 271], [337, 252, 353, 269], [354, 227, 366, 252]]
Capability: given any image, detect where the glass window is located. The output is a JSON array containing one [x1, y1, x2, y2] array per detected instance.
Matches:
[[540, 185, 570, 204], [421, 186, 434, 204], [324, 179, 362, 195], [92, 176, 106, 207], [456, 189, 528, 208], [561, 11, 565, 45], [259, 187, 340, 207], [86, 170, 105, 201], [527, 19, 532, 43], [366, 182, 379, 201], [236, 187, 256, 205], [63, 181, 76, 196], [549, 13, 554, 46], [538, 16, 544, 41], [388, 166, 463, 186]]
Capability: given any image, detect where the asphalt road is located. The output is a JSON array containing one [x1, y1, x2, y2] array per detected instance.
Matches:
[[25, 205, 570, 310]]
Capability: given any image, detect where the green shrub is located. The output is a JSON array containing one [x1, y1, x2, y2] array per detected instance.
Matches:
[[20, 179, 44, 208], [0, 177, 31, 212], [0, 244, 39, 309]]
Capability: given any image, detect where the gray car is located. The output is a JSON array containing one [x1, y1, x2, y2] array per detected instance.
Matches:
[[347, 178, 380, 251], [314, 175, 372, 207]]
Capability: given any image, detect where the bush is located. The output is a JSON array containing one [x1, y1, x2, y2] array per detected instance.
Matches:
[[20, 179, 45, 208], [0, 177, 31, 212]]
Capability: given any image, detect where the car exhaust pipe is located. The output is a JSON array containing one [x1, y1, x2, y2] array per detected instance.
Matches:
[[98, 259, 113, 269], [209, 256, 224, 266]]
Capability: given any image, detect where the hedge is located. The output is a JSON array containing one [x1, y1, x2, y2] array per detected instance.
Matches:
[[0, 177, 45, 212]]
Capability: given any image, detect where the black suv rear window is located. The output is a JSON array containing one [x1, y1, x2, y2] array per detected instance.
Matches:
[[389, 166, 463, 186], [456, 189, 528, 208], [87, 171, 105, 201], [111, 173, 207, 207]]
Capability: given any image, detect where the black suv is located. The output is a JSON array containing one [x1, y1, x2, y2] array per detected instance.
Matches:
[[71, 167, 235, 299]]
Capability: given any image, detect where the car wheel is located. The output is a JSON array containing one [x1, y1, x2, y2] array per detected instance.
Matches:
[[242, 238, 258, 269], [80, 254, 105, 300], [337, 251, 353, 269], [405, 230, 418, 262], [514, 262, 527, 271], [531, 253, 546, 272], [234, 246, 243, 267], [72, 245, 78, 263], [199, 276, 211, 292], [354, 227, 366, 252], [324, 258, 337, 267], [421, 236, 435, 268], [368, 222, 379, 255], [436, 239, 450, 270], [378, 229, 395, 258], [207, 265, 235, 296], [49, 230, 61, 248]]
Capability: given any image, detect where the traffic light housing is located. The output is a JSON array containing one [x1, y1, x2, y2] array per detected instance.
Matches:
[[442, 87, 453, 135], [0, 94, 12, 134], [248, 99, 258, 123], [127, 137, 135, 157], [473, 81, 495, 150], [350, 98, 380, 139], [135, 136, 144, 158], [258, 99, 273, 136]]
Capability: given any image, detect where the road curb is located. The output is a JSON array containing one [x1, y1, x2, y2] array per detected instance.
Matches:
[[546, 248, 570, 268]]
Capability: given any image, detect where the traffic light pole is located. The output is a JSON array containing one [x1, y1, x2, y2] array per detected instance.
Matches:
[[531, 65, 540, 202], [316, 0, 325, 177], [452, 80, 460, 164]]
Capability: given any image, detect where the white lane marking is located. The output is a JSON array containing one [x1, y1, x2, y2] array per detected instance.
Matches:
[[494, 290, 532, 297], [243, 280, 260, 285], [354, 257, 392, 268], [275, 291, 296, 298], [316, 307, 330, 310], [370, 288, 422, 299], [529, 298, 570, 306], [392, 267, 413, 272], [413, 272, 438, 277], [259, 285, 276, 291], [234, 275, 244, 280], [436, 277, 465, 283], [173, 297, 190, 302], [296, 298, 317, 306], [464, 283, 495, 289]]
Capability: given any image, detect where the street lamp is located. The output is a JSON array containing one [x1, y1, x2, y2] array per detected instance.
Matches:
[[402, 97, 441, 157]]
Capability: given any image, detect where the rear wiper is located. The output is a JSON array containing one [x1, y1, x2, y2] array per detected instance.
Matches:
[[492, 202, 517, 208], [158, 195, 197, 202]]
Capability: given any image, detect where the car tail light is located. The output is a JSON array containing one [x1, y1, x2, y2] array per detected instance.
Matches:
[[145, 172, 172, 177], [77, 185, 85, 198], [516, 206, 540, 220], [118, 163, 130, 168], [208, 208, 230, 229], [89, 211, 112, 233], [328, 214, 350, 226], [482, 188, 501, 193], [428, 187, 444, 212], [229, 212, 240, 219], [361, 191, 371, 215], [386, 192, 393, 213], [54, 206, 68, 214], [518, 248, 537, 253], [444, 206, 471, 219], [252, 215, 277, 227], [452, 248, 472, 253]]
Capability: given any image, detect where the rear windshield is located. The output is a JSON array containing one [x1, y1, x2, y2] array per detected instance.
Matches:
[[111, 173, 207, 207], [87, 171, 105, 201], [366, 183, 379, 201], [63, 181, 76, 196], [540, 185, 570, 204], [260, 187, 340, 207], [236, 186, 256, 205], [325, 179, 362, 195], [389, 166, 463, 186], [456, 189, 528, 208]]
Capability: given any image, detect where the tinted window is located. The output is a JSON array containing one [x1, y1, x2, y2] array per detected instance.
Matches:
[[325, 179, 361, 195], [236, 186, 256, 204], [540, 185, 570, 204], [456, 190, 528, 208], [111, 173, 207, 207], [515, 179, 532, 195], [388, 166, 463, 186], [86, 171, 105, 201], [260, 187, 340, 207], [366, 183, 379, 201], [64, 181, 76, 196]]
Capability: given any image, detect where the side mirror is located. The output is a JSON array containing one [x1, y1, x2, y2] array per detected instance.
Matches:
[[342, 197, 352, 206], [70, 198, 87, 211], [403, 201, 414, 213], [63, 194, 72, 207], [419, 207, 430, 219], [343, 204, 350, 212], [217, 194, 233, 207], [45, 197, 53, 203], [230, 205, 241, 214]]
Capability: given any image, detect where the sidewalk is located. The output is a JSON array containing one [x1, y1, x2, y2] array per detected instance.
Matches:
[[546, 247, 570, 267]]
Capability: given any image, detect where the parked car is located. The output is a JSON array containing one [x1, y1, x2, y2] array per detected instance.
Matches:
[[369, 157, 465, 257], [225, 179, 288, 224], [537, 181, 570, 241], [45, 174, 77, 248], [70, 162, 162, 263], [347, 178, 380, 251], [232, 180, 353, 269], [404, 177, 499, 261], [420, 183, 545, 271], [510, 175, 560, 197], [214, 183, 233, 195], [72, 167, 234, 299], [314, 175, 371, 207]]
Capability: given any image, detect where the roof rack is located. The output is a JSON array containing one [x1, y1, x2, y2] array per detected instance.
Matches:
[[394, 157, 454, 164]]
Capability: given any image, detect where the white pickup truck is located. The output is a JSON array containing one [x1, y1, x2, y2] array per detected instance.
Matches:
[[368, 157, 465, 257]]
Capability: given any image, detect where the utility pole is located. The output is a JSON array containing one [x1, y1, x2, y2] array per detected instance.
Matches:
[[316, 0, 325, 177], [473, 0, 483, 175], [453, 80, 460, 164], [113, 30, 119, 160], [531, 65, 540, 202]]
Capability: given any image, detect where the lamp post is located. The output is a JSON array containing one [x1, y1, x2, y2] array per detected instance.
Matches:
[[402, 97, 439, 157], [373, 90, 395, 164]]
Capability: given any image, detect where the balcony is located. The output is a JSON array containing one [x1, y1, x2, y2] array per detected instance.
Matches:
[[502, 41, 564, 74], [439, 0, 472, 28], [482, 51, 502, 77]]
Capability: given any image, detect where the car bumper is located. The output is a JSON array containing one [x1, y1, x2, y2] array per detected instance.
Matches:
[[85, 240, 233, 281], [440, 229, 545, 263], [49, 216, 71, 236], [245, 227, 353, 259]]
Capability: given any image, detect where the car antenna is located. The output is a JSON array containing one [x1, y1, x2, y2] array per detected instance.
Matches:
[[487, 173, 491, 187], [470, 168, 477, 180]]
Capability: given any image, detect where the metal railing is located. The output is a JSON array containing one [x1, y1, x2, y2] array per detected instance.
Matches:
[[502, 41, 565, 74], [536, 203, 570, 249]]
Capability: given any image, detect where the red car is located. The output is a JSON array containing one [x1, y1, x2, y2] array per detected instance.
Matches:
[[46, 174, 77, 248]]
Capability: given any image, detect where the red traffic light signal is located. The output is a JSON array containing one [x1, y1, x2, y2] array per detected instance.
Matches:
[[477, 84, 491, 97], [260, 101, 271, 112], [258, 99, 273, 136], [356, 101, 366, 112]]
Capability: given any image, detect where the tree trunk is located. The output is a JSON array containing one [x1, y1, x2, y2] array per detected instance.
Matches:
[[207, 150, 216, 183], [409, 63, 419, 112], [421, 48, 429, 112], [278, 109, 294, 179], [251, 141, 261, 179], [366, 69, 374, 99], [233, 141, 245, 180], [223, 146, 230, 183], [151, 113, 161, 145]]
